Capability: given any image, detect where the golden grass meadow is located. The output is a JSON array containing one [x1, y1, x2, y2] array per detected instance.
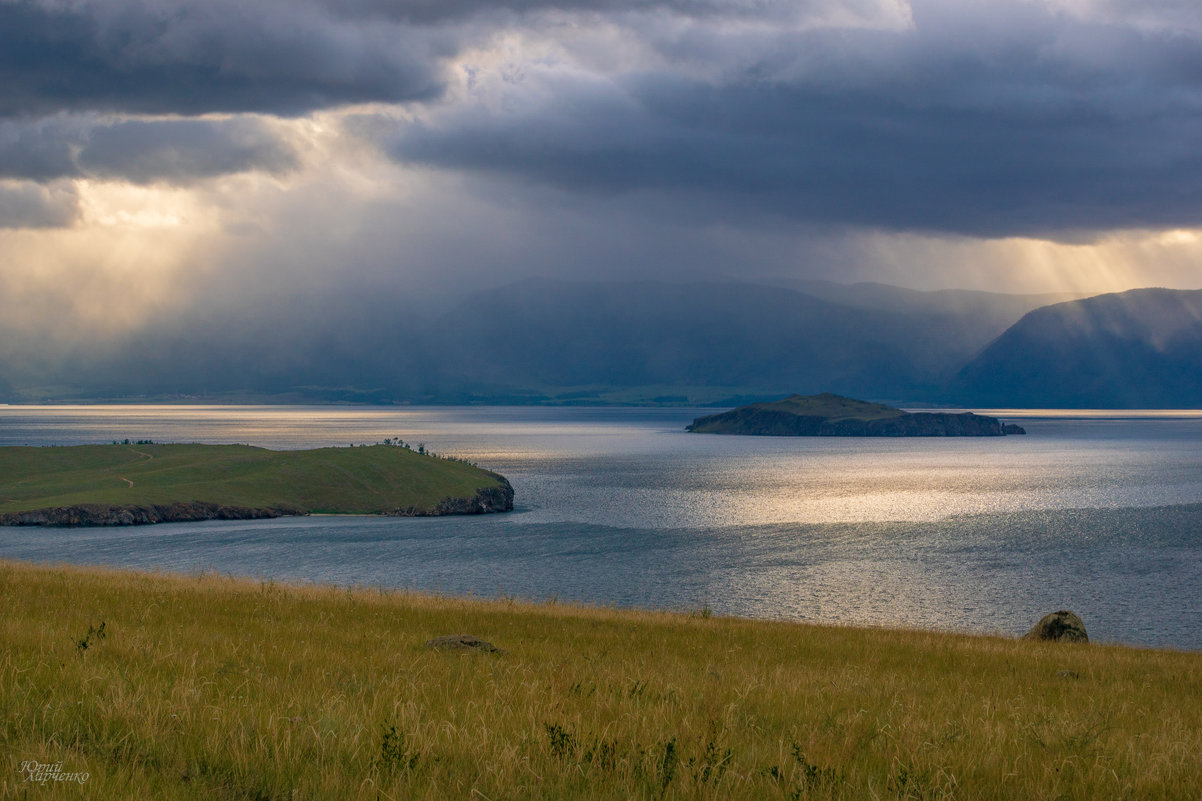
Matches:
[[2, 559, 1200, 800]]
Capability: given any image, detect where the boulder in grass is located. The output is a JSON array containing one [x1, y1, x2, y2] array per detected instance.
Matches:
[[1023, 611, 1089, 643], [425, 634, 500, 653]]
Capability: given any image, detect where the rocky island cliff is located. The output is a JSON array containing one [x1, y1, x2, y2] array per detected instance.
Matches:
[[687, 394, 1025, 437]]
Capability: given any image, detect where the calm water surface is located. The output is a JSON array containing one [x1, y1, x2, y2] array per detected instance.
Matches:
[[2, 405, 1200, 649]]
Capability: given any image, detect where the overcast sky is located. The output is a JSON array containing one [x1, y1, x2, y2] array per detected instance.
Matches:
[[3, 0, 1202, 364]]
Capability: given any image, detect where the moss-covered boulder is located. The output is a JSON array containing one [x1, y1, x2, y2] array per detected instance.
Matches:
[[1023, 610, 1089, 643]]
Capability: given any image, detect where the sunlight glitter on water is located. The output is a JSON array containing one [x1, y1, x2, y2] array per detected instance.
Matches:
[[2, 405, 1202, 647], [945, 408, 1202, 419], [5, 405, 1202, 526]]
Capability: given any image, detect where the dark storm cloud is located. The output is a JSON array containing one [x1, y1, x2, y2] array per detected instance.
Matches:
[[0, 116, 296, 184], [0, 181, 77, 228], [317, 0, 880, 23], [0, 0, 904, 118], [1076, 0, 1202, 28], [0, 0, 445, 118], [6, 0, 1202, 238], [381, 0, 1202, 237], [0, 116, 83, 182], [79, 118, 297, 183]]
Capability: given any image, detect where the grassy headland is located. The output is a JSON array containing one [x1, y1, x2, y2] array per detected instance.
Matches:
[[0, 443, 512, 523], [1, 560, 1198, 799]]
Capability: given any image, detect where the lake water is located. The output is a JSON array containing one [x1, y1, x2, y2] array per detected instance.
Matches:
[[2, 405, 1201, 650]]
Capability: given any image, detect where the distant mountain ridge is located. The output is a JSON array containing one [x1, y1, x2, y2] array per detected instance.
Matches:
[[4, 278, 1199, 408], [410, 278, 1062, 403], [956, 287, 1202, 408], [763, 277, 1081, 320]]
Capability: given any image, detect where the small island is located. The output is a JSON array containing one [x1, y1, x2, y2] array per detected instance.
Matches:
[[0, 442, 514, 526], [687, 393, 1026, 437]]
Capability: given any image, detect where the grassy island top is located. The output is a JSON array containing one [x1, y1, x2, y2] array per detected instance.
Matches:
[[2, 560, 1199, 800], [0, 442, 509, 518], [745, 393, 908, 421]]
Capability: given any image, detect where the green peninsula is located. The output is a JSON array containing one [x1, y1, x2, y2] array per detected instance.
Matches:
[[0, 443, 513, 526], [687, 393, 1025, 437]]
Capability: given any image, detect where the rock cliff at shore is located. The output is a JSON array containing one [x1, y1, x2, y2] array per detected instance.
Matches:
[[0, 501, 300, 527], [392, 478, 515, 517], [687, 393, 1025, 437], [0, 481, 516, 526]]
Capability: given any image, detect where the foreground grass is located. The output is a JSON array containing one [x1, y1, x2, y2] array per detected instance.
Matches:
[[0, 443, 506, 515], [2, 561, 1199, 799]]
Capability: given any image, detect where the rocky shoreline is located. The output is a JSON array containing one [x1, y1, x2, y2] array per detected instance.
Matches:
[[1, 477, 515, 527], [0, 501, 302, 527], [390, 477, 515, 517]]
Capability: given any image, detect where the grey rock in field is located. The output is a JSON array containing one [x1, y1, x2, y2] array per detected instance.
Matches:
[[425, 634, 500, 653], [1024, 611, 1089, 643]]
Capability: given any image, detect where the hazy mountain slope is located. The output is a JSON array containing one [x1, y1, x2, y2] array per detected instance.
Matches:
[[766, 278, 1081, 343], [414, 279, 1042, 401], [956, 288, 1202, 407], [1, 278, 1105, 405]]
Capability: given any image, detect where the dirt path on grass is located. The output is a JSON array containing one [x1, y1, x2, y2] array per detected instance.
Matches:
[[115, 446, 152, 488]]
